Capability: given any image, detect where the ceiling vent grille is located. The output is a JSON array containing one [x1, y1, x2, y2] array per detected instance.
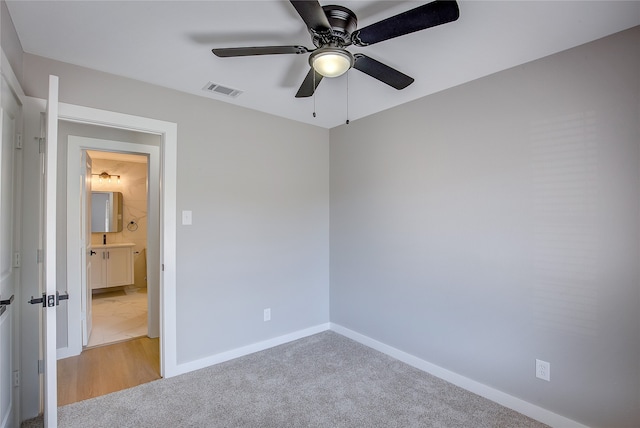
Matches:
[[202, 81, 243, 98]]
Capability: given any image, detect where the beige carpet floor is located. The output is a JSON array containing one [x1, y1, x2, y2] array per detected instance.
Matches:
[[47, 331, 549, 428]]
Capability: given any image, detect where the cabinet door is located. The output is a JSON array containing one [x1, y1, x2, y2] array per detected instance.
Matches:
[[106, 247, 133, 286], [90, 250, 106, 289]]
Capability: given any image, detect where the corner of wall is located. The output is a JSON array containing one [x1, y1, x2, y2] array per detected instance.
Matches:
[[1, 0, 25, 85]]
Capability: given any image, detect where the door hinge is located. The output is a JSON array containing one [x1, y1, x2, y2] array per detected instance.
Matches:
[[37, 249, 43, 264], [38, 137, 46, 154], [38, 360, 44, 375], [12, 252, 20, 268], [15, 133, 22, 149], [162, 264, 165, 271]]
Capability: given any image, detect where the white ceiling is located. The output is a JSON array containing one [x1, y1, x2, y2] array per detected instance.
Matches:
[[6, 1, 640, 129]]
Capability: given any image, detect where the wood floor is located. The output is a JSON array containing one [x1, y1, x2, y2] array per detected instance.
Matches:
[[57, 337, 160, 406]]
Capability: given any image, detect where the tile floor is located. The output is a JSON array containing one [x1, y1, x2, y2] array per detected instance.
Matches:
[[87, 287, 148, 348]]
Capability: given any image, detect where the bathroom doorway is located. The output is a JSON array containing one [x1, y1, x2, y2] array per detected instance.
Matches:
[[60, 126, 163, 404], [86, 150, 149, 348], [63, 127, 162, 358]]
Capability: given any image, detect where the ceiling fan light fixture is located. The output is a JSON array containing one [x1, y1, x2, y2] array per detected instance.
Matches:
[[310, 48, 353, 78]]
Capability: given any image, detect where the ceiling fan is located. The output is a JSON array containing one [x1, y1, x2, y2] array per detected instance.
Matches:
[[212, 0, 459, 98]]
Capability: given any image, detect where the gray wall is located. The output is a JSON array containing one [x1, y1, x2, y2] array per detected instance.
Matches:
[[1, 0, 23, 83], [22, 54, 330, 366], [330, 27, 639, 428]]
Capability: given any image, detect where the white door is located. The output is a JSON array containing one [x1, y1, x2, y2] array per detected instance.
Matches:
[[43, 75, 59, 428], [80, 152, 92, 346], [0, 69, 21, 428]]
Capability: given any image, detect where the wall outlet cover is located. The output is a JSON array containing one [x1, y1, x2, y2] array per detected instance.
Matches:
[[536, 359, 550, 381]]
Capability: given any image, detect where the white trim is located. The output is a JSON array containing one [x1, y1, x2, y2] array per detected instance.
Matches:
[[44, 74, 59, 428], [330, 323, 587, 428], [0, 300, 14, 428], [1, 49, 25, 105], [64, 137, 160, 359], [56, 344, 75, 360], [56, 102, 178, 378], [173, 323, 330, 376]]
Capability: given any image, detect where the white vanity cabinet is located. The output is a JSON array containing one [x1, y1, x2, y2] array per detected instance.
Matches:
[[90, 243, 134, 290]]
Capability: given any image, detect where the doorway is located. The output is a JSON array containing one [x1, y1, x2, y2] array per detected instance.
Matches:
[[62, 130, 161, 404], [64, 128, 162, 356], [85, 150, 149, 348], [19, 94, 178, 423]]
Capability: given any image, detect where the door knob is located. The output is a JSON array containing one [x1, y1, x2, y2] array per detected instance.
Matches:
[[90, 250, 96, 255]]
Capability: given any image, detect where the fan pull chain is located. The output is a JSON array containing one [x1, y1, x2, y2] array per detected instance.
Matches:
[[346, 71, 350, 125], [312, 71, 317, 118]]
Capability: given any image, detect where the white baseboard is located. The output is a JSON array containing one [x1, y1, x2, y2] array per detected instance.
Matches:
[[330, 323, 587, 428], [56, 345, 79, 360], [173, 323, 331, 376]]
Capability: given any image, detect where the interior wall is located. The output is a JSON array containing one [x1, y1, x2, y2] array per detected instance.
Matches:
[[22, 54, 330, 364], [330, 26, 640, 428], [1, 0, 23, 84]]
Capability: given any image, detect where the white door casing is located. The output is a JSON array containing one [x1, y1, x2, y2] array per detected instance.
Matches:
[[43, 75, 59, 428], [59, 105, 177, 377], [66, 137, 160, 358], [0, 100, 16, 428], [80, 152, 92, 346]]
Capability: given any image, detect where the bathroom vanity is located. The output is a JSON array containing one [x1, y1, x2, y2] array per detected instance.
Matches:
[[90, 243, 135, 290]]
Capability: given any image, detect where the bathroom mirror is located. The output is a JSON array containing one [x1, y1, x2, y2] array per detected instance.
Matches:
[[91, 191, 123, 232]]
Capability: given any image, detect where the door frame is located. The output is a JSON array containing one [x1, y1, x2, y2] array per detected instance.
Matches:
[[80, 150, 92, 347], [66, 136, 160, 355], [58, 102, 177, 377]]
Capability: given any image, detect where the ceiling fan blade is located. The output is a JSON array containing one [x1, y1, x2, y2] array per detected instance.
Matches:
[[351, 0, 459, 46], [212, 46, 310, 57], [290, 1, 331, 32], [353, 54, 414, 90], [295, 68, 324, 98]]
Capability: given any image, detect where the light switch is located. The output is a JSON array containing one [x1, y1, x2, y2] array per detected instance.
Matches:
[[182, 210, 192, 225]]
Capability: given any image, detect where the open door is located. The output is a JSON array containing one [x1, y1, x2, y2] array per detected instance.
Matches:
[[0, 60, 22, 428], [43, 75, 59, 427], [81, 151, 92, 346]]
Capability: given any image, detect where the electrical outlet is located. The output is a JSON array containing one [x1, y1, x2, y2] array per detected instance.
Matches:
[[264, 308, 271, 322], [536, 359, 550, 381]]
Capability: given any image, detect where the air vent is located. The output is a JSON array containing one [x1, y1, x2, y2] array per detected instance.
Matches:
[[202, 81, 243, 98]]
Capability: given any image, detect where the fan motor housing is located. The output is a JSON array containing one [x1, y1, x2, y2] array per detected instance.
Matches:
[[312, 5, 357, 48]]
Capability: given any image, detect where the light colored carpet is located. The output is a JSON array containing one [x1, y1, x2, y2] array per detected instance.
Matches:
[[49, 331, 549, 428]]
